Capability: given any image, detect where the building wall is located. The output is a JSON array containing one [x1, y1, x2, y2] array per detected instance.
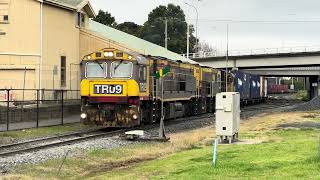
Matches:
[[42, 3, 80, 92], [0, 0, 90, 101], [0, 0, 41, 90]]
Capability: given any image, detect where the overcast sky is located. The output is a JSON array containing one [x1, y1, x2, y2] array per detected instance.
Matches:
[[90, 0, 320, 52]]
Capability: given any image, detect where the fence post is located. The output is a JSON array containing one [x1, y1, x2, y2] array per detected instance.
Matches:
[[61, 90, 64, 125], [6, 89, 10, 131], [36, 89, 39, 128]]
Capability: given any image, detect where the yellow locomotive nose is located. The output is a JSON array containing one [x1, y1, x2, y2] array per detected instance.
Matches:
[[80, 79, 140, 97]]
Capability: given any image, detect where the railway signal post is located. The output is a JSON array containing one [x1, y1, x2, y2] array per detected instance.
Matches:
[[156, 67, 170, 139]]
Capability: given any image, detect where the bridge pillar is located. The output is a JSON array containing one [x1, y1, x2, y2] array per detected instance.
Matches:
[[308, 76, 319, 99]]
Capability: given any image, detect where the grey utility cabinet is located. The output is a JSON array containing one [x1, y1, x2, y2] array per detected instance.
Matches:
[[215, 92, 240, 143]]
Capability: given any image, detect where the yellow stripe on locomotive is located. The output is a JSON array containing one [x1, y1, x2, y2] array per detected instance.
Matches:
[[80, 79, 139, 97]]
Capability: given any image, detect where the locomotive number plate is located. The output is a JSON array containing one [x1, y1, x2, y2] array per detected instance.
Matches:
[[94, 84, 123, 94]]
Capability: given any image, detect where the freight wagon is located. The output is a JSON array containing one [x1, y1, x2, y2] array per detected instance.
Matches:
[[268, 84, 289, 94], [230, 71, 265, 105]]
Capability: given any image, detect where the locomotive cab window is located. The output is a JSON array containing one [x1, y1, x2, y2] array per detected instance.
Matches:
[[111, 61, 133, 78], [85, 62, 106, 78]]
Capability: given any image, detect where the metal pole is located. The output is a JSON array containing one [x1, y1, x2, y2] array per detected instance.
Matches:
[[22, 67, 26, 102], [165, 19, 168, 49], [36, 89, 39, 128], [53, 69, 55, 89], [159, 77, 165, 139], [61, 90, 64, 125], [187, 23, 190, 59], [6, 90, 10, 131], [69, 64, 72, 90], [225, 24, 229, 92]]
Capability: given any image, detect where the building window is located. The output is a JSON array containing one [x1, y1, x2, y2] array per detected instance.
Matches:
[[60, 56, 66, 87], [0, 1, 10, 23], [76, 12, 85, 27], [77, 12, 81, 26], [3, 15, 8, 22], [81, 13, 85, 25]]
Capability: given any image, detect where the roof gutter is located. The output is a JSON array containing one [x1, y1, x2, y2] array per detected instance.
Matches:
[[43, 0, 76, 11]]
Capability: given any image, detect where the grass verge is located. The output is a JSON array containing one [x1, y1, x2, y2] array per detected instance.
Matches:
[[6, 112, 320, 179]]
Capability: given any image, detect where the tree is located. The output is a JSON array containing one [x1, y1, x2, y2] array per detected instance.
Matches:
[[197, 41, 215, 52], [116, 22, 142, 37], [93, 10, 117, 27], [140, 4, 197, 54]]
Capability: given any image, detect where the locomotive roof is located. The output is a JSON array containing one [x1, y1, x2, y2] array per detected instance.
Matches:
[[88, 20, 201, 65]]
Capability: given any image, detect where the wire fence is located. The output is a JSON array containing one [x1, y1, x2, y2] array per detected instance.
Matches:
[[0, 89, 81, 132]]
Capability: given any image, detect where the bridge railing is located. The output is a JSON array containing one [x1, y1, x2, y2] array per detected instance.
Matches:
[[182, 46, 320, 59]]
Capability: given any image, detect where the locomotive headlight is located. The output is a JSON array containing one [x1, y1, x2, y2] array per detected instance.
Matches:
[[87, 55, 91, 60], [132, 114, 138, 120], [128, 55, 132, 60], [80, 113, 87, 119], [104, 52, 114, 57]]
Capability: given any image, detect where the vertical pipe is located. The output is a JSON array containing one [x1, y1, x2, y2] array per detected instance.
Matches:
[[61, 90, 64, 125], [6, 90, 10, 131], [36, 89, 39, 128], [39, 1, 43, 93], [212, 138, 218, 167], [23, 67, 26, 102], [69, 63, 72, 90], [52, 69, 55, 89]]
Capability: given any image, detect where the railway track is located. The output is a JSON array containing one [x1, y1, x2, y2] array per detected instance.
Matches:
[[0, 128, 125, 157], [242, 100, 301, 112], [0, 99, 299, 158]]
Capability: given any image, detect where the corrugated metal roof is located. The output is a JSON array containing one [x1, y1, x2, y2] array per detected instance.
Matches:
[[46, 0, 84, 8], [88, 20, 199, 65]]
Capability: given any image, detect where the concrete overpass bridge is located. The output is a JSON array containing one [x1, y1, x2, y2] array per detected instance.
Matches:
[[185, 46, 320, 98]]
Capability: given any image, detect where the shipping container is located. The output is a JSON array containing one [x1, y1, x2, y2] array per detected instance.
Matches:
[[233, 71, 250, 100], [250, 74, 261, 99]]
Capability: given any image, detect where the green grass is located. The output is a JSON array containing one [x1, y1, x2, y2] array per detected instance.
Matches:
[[296, 90, 309, 101], [95, 129, 320, 180], [0, 123, 92, 140], [11, 129, 320, 179]]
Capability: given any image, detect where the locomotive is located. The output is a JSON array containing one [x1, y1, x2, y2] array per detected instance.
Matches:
[[80, 48, 221, 127], [79, 48, 266, 127]]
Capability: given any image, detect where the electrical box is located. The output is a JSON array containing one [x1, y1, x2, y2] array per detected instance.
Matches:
[[215, 92, 240, 143]]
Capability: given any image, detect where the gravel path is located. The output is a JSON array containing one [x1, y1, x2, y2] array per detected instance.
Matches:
[[290, 96, 320, 111]]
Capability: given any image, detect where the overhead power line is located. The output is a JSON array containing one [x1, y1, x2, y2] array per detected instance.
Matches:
[[186, 19, 320, 24]]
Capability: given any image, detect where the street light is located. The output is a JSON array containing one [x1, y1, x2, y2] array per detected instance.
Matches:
[[185, 2, 199, 53]]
